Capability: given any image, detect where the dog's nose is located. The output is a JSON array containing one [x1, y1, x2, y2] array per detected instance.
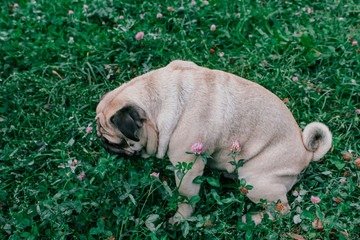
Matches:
[[99, 137, 134, 157]]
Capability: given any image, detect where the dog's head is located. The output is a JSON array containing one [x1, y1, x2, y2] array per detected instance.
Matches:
[[95, 92, 158, 158]]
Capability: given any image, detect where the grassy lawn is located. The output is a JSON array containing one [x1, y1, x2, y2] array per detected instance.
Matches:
[[1, 0, 359, 239]]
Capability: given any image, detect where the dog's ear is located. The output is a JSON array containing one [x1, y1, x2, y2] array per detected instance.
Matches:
[[110, 105, 146, 141]]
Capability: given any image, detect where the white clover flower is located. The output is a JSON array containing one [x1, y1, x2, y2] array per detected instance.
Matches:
[[295, 196, 303, 203], [299, 190, 307, 195], [58, 159, 80, 173], [68, 37, 74, 44], [296, 206, 303, 214], [294, 214, 302, 224]]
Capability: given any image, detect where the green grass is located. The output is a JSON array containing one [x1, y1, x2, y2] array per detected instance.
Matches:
[[1, 0, 360, 239]]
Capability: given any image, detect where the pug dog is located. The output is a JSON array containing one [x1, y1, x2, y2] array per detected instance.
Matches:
[[96, 60, 332, 225]]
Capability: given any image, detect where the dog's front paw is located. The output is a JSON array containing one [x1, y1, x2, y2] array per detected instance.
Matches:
[[156, 152, 165, 159], [168, 217, 178, 226], [141, 152, 150, 158], [242, 213, 264, 226], [168, 213, 184, 226]]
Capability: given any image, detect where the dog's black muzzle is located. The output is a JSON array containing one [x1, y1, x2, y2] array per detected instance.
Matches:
[[100, 137, 140, 158]]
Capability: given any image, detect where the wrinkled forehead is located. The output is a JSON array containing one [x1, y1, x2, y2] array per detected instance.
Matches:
[[96, 97, 109, 115], [96, 87, 127, 115], [100, 91, 110, 101], [95, 114, 123, 143], [95, 84, 129, 142], [95, 89, 117, 118]]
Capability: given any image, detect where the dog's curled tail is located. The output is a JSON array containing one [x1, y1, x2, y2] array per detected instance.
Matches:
[[302, 122, 332, 161]]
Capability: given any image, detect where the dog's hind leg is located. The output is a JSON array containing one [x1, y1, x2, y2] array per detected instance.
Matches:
[[240, 177, 291, 225]]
